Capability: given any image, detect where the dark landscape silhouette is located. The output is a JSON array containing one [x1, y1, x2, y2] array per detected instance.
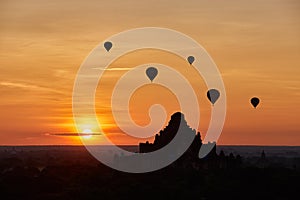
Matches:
[[0, 112, 299, 199]]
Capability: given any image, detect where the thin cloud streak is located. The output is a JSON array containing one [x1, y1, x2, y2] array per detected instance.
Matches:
[[0, 81, 63, 94], [47, 132, 102, 136], [93, 67, 132, 71]]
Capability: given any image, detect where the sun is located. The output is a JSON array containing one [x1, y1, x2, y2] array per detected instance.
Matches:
[[82, 128, 92, 139]]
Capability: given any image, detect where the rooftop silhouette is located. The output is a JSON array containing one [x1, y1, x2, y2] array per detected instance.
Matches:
[[139, 112, 216, 162]]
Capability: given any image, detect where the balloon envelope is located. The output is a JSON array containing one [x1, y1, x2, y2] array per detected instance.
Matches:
[[146, 67, 158, 82], [187, 56, 195, 65], [250, 97, 260, 108], [104, 41, 112, 52], [207, 89, 220, 105]]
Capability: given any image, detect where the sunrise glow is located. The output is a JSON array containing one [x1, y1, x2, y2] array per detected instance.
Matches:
[[0, 0, 299, 146]]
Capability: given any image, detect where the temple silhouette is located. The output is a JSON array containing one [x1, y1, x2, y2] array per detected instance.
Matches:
[[138, 112, 223, 168], [139, 112, 201, 153]]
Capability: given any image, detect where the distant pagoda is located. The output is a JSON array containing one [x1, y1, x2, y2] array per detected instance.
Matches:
[[139, 112, 216, 159]]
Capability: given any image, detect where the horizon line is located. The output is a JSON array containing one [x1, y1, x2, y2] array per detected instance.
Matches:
[[0, 144, 299, 147]]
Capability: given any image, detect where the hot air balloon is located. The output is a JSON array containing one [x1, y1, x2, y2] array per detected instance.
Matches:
[[145, 67, 158, 82], [104, 41, 113, 52], [207, 89, 220, 105], [250, 97, 260, 108], [187, 56, 195, 65]]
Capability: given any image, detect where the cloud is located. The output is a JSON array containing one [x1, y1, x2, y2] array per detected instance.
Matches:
[[0, 81, 62, 94], [47, 132, 102, 136], [221, 69, 270, 79], [93, 67, 132, 71]]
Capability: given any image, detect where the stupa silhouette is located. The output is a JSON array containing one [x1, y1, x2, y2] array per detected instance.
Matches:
[[139, 112, 217, 160]]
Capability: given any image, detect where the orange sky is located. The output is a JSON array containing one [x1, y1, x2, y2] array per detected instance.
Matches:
[[0, 0, 299, 145]]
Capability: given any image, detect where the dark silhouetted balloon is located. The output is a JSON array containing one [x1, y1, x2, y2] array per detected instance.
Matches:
[[104, 41, 112, 52], [207, 89, 220, 105], [187, 56, 195, 65], [146, 67, 158, 82], [250, 97, 260, 108]]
